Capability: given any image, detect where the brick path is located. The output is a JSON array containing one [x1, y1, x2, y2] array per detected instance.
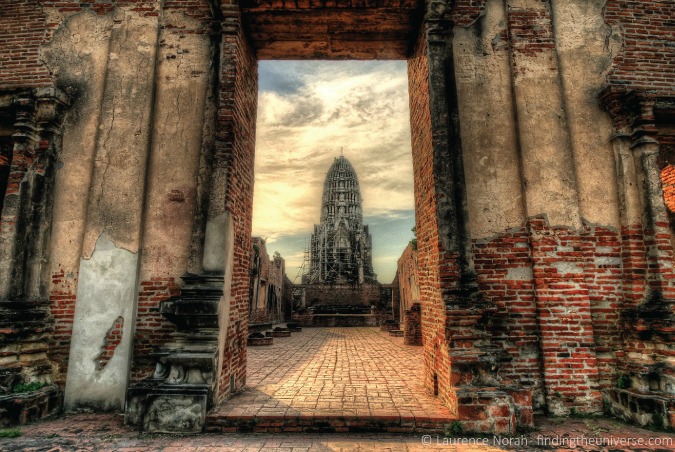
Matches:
[[206, 327, 454, 433]]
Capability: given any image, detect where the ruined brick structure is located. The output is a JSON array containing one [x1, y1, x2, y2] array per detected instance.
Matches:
[[249, 237, 286, 324], [397, 243, 422, 345], [397, 243, 420, 322], [0, 0, 674, 435]]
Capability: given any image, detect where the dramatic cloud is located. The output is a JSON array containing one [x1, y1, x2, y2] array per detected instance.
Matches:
[[252, 61, 414, 283]]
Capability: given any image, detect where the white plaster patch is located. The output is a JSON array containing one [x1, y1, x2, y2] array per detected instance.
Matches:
[[552, 261, 583, 275], [64, 235, 139, 411], [506, 266, 533, 281], [203, 213, 228, 272]]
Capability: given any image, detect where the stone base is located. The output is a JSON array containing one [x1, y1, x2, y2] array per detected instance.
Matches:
[[125, 381, 210, 433], [607, 388, 675, 429], [266, 330, 291, 337], [248, 336, 273, 346], [206, 411, 455, 434], [389, 330, 404, 337], [380, 322, 399, 332], [309, 314, 377, 327], [456, 387, 533, 435], [0, 385, 62, 427]]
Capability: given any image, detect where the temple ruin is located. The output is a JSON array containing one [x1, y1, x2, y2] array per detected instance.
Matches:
[[0, 0, 674, 436], [291, 156, 383, 325], [304, 156, 377, 286]]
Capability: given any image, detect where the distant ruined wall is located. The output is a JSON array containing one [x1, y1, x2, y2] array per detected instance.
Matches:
[[300, 283, 381, 307], [397, 243, 419, 326], [249, 238, 285, 324]]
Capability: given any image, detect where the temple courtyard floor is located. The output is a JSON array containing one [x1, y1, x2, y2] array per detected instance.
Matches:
[[207, 327, 454, 433], [3, 327, 675, 451]]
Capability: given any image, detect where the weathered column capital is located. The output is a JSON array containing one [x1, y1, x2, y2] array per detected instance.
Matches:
[[598, 85, 662, 144], [630, 135, 660, 154], [11, 91, 38, 145], [34, 87, 70, 136]]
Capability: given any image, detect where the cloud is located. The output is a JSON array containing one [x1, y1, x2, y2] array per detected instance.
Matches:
[[253, 61, 414, 283]]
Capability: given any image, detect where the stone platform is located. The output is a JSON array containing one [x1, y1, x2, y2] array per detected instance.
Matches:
[[206, 327, 455, 433]]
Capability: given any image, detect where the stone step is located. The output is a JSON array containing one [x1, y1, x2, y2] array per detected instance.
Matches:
[[205, 412, 455, 434], [247, 336, 273, 346], [0, 384, 62, 427]]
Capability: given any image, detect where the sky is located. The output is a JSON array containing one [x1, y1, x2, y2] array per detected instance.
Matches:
[[252, 60, 415, 284]]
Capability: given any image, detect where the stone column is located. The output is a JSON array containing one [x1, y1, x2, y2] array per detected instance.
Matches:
[[632, 133, 675, 293], [0, 88, 69, 398], [0, 92, 38, 299], [600, 88, 675, 299], [0, 88, 69, 299]]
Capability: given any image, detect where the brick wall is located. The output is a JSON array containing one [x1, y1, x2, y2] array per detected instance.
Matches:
[[403, 305, 422, 346], [48, 269, 77, 385], [408, 24, 455, 413], [216, 3, 258, 399], [473, 227, 544, 409], [0, 1, 166, 91], [604, 0, 675, 95], [130, 278, 180, 382], [662, 165, 675, 213], [0, 1, 51, 90], [96, 316, 124, 371], [451, 0, 487, 26], [397, 243, 419, 325]]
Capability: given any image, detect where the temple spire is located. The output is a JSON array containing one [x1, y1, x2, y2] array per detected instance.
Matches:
[[304, 156, 377, 285]]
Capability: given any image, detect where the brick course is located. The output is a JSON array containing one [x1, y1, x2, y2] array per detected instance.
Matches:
[[604, 0, 675, 95]]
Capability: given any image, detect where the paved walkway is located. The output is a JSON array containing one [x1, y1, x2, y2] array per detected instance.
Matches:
[[7, 413, 675, 451], [217, 327, 449, 418]]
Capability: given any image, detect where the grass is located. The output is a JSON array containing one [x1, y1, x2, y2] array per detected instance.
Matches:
[[11, 381, 49, 394], [0, 429, 21, 438]]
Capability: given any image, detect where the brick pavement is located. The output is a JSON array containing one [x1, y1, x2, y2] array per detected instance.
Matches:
[[206, 327, 455, 433]]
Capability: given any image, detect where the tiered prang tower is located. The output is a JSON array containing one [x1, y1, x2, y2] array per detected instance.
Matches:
[[303, 156, 377, 285]]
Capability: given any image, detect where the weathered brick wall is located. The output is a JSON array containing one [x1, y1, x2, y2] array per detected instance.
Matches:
[[472, 228, 544, 409], [604, 0, 675, 95], [130, 278, 180, 382], [0, 1, 51, 89], [0, 1, 169, 92], [216, 3, 258, 399], [130, 0, 214, 383], [403, 305, 422, 346], [408, 24, 455, 413], [0, 0, 217, 391], [390, 271, 400, 322], [397, 243, 419, 326], [662, 165, 675, 213], [48, 270, 76, 386]]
